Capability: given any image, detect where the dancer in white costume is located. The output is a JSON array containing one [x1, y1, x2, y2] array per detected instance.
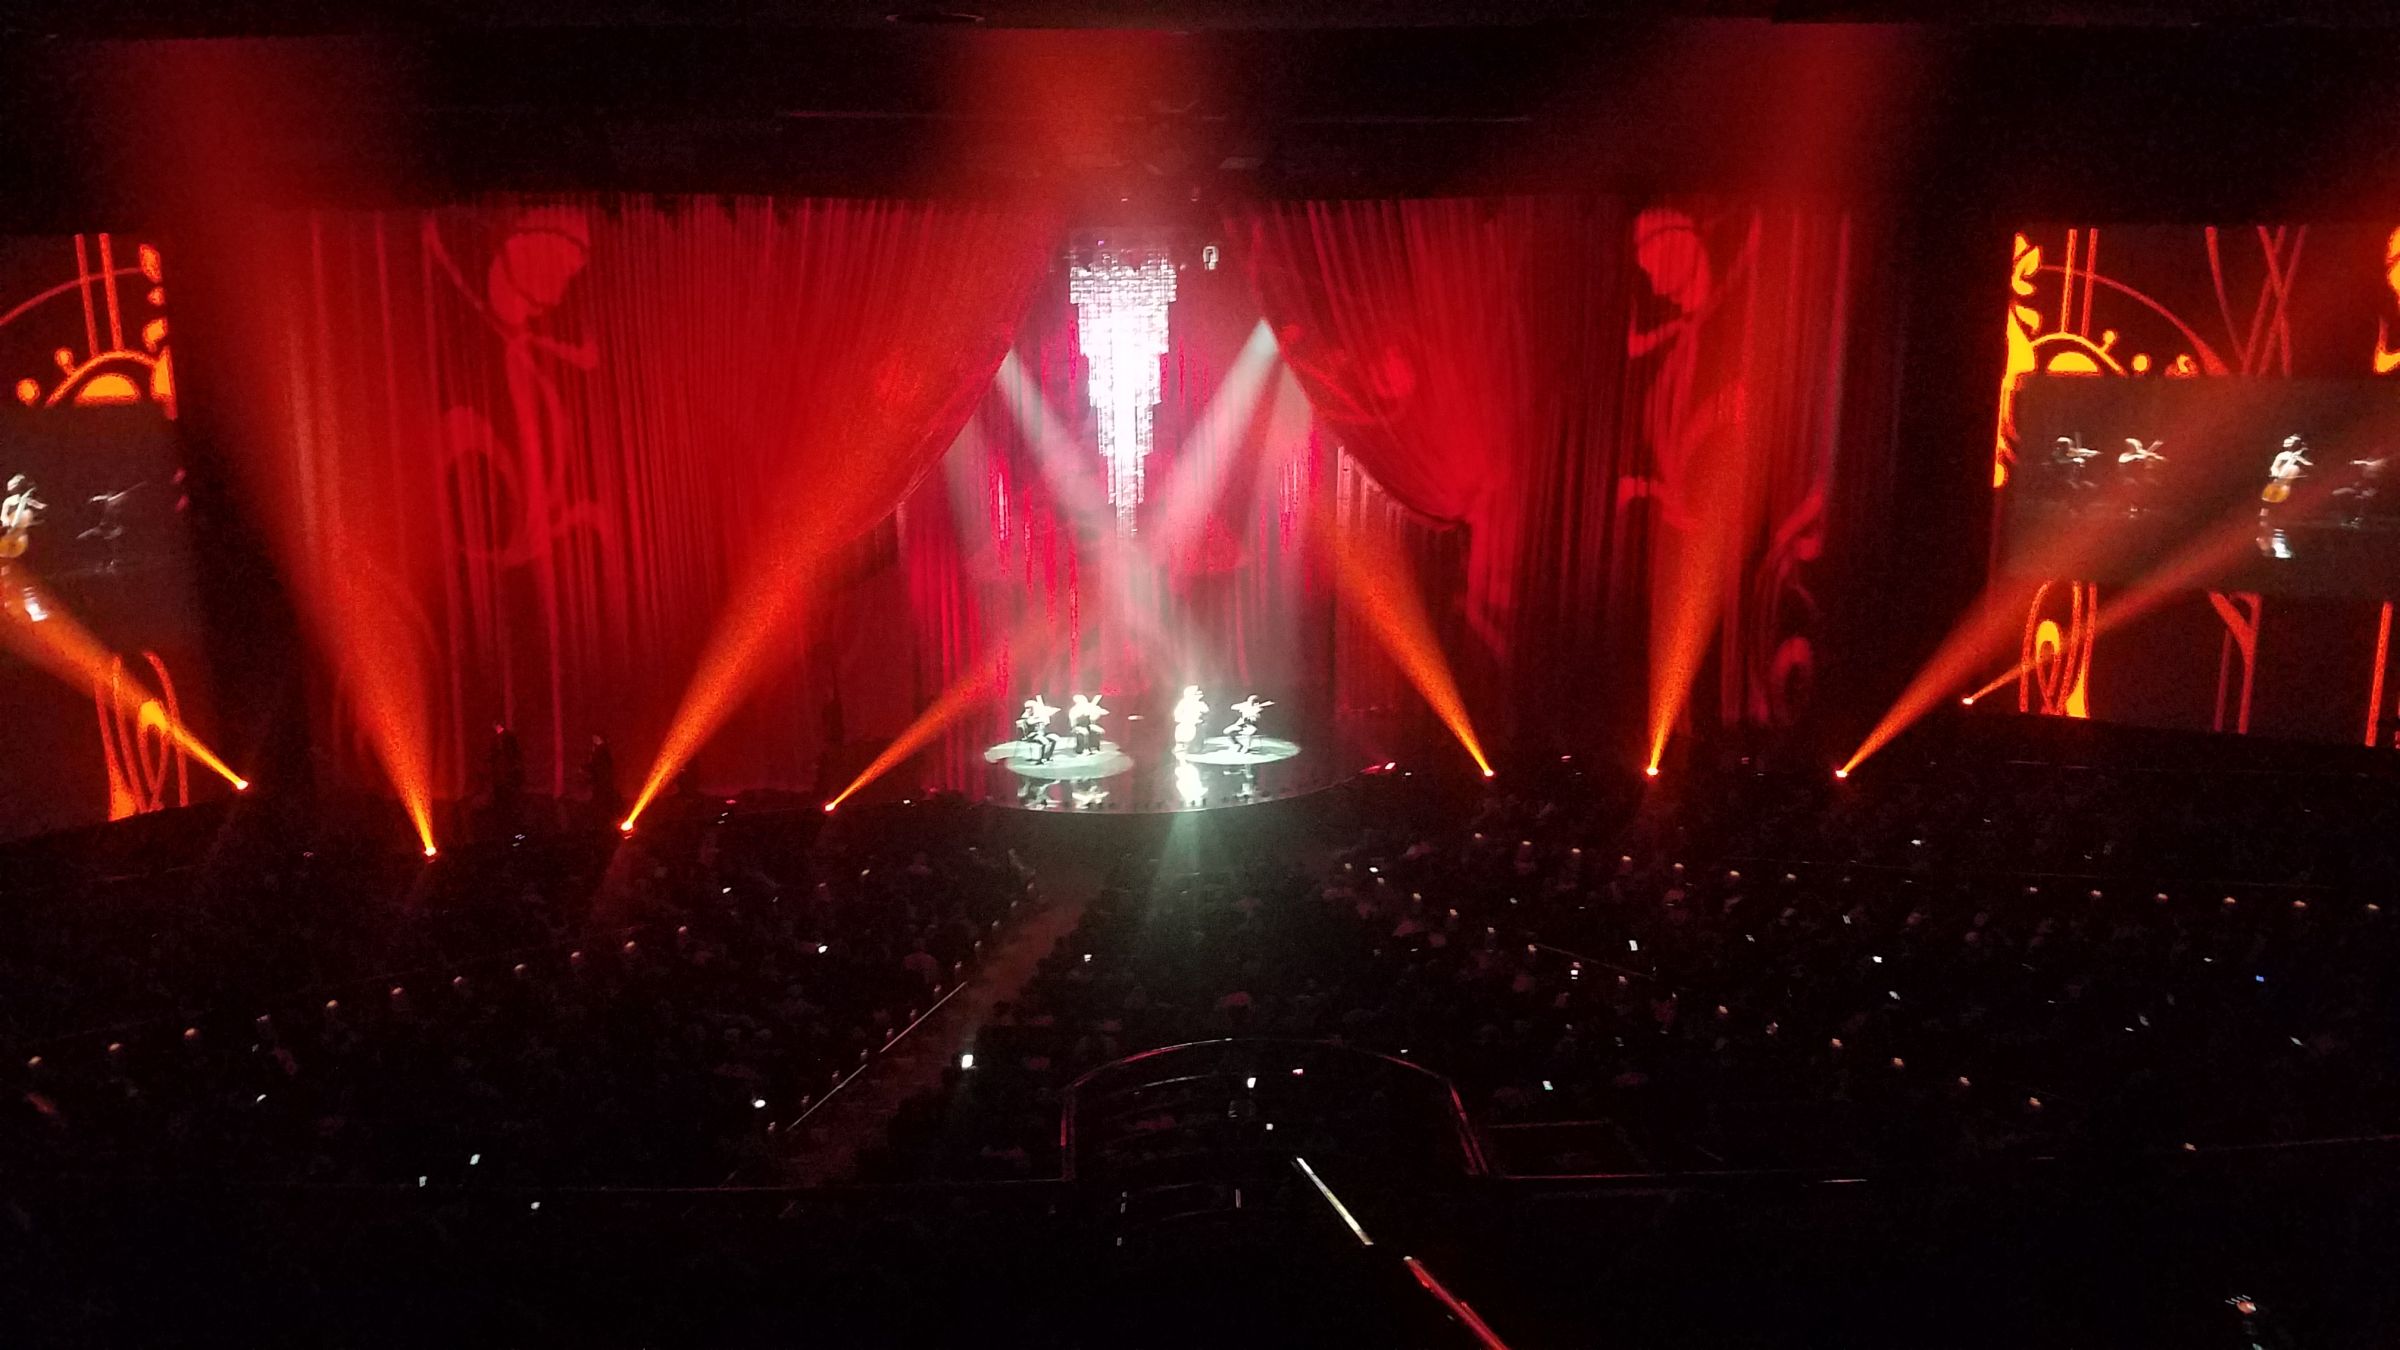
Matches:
[[1224, 694, 1274, 756], [1171, 685, 1208, 758], [1068, 693, 1108, 754], [1015, 695, 1060, 763]]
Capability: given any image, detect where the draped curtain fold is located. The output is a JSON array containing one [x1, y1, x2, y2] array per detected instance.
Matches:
[[894, 266, 1334, 794], [1238, 199, 1587, 657], [250, 195, 1055, 798], [1238, 195, 1881, 757]]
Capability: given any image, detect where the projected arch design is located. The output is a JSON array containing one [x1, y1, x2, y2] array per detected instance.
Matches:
[[1992, 227, 2299, 489], [2208, 591, 2261, 736], [2019, 579, 2096, 719], [0, 235, 176, 420], [95, 650, 190, 820]]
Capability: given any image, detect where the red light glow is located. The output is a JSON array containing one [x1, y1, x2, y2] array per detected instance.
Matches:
[[0, 571, 249, 799], [1321, 509, 1491, 778]]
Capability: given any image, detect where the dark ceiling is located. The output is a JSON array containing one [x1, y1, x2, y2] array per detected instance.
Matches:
[[0, 4, 2394, 229], [11, 0, 2400, 35]]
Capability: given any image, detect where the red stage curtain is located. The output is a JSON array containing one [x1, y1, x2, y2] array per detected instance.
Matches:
[[887, 259, 1335, 792], [1240, 199, 1586, 650], [1239, 197, 1885, 757], [241, 196, 1055, 800]]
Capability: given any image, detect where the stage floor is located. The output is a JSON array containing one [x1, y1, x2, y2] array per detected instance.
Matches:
[[980, 716, 1336, 814]]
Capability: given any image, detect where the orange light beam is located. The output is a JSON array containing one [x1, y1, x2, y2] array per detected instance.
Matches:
[[1961, 663, 2025, 706], [1846, 496, 2284, 775], [2370, 602, 2392, 748], [622, 546, 822, 831], [310, 563, 439, 859], [1321, 509, 1491, 778], [1645, 433, 1753, 776], [0, 572, 248, 790], [1839, 580, 2049, 777], [826, 618, 1049, 812]]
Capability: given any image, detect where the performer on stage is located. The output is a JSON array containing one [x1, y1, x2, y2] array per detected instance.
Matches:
[[1171, 685, 1208, 758], [2049, 436, 2098, 493], [1224, 694, 1274, 756], [2258, 435, 2312, 558], [2334, 457, 2388, 529], [1015, 695, 1060, 763], [79, 486, 138, 573], [1, 475, 45, 558], [584, 733, 622, 828], [1067, 693, 1107, 755], [2262, 436, 2312, 503], [0, 475, 41, 619]]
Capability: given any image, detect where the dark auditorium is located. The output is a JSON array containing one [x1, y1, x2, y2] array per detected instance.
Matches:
[[3, 2, 2398, 1346]]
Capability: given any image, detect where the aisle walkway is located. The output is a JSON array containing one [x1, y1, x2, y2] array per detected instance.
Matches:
[[772, 855, 1103, 1185]]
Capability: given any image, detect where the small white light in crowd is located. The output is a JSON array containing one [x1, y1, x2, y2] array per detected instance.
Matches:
[[255, 1093, 266, 1104], [1889, 1057, 1904, 1069], [417, 1176, 427, 1187], [1291, 1067, 1305, 1077], [1245, 1076, 1257, 1089], [1627, 939, 1639, 953], [960, 1052, 977, 1070], [1871, 955, 1883, 964], [752, 1098, 767, 1110], [530, 1201, 541, 1211], [469, 1153, 481, 1166], [1887, 990, 1900, 1001], [1264, 1122, 1275, 1132], [1083, 953, 1093, 964], [1541, 1080, 1554, 1091], [817, 944, 829, 955]]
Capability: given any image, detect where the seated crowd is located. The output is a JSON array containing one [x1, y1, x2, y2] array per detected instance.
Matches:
[[870, 759, 2400, 1180], [5, 803, 1034, 1186]]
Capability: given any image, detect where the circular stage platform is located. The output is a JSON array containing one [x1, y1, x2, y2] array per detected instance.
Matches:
[[980, 720, 1337, 814]]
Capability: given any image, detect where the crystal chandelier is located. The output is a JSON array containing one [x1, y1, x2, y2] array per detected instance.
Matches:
[[1069, 246, 1178, 535]]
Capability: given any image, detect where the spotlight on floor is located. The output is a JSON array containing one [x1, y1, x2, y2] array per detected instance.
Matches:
[[1644, 764, 1660, 779], [1833, 767, 1850, 781], [617, 819, 634, 835], [422, 843, 439, 859]]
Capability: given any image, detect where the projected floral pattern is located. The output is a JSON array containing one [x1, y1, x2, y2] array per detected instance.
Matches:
[[1994, 226, 2304, 725], [0, 234, 176, 420], [95, 650, 189, 820], [1625, 205, 1852, 730], [2020, 579, 2096, 719]]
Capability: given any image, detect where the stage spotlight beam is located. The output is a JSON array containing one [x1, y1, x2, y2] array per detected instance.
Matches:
[[1321, 511, 1491, 778], [827, 615, 1051, 812], [0, 569, 251, 797]]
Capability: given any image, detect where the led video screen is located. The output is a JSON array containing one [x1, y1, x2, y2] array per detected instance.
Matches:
[[0, 234, 220, 842], [1985, 223, 2400, 744], [2003, 375, 2400, 597]]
